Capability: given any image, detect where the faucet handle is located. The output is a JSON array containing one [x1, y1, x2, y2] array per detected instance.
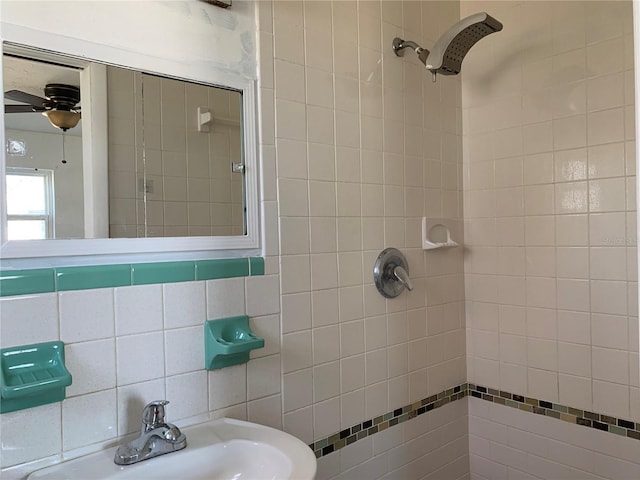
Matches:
[[393, 265, 413, 292], [142, 400, 169, 431]]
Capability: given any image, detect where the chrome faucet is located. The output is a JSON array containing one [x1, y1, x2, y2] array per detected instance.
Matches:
[[114, 400, 187, 465]]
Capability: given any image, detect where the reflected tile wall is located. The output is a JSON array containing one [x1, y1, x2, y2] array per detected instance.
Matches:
[[107, 69, 244, 238]]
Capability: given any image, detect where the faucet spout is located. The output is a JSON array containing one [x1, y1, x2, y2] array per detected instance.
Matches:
[[114, 401, 187, 466]]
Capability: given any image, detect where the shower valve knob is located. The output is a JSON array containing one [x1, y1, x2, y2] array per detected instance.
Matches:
[[373, 248, 412, 298], [393, 265, 413, 292]]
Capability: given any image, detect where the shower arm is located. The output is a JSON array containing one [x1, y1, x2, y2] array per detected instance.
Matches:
[[393, 37, 429, 57], [392, 38, 437, 82], [392, 38, 429, 57]]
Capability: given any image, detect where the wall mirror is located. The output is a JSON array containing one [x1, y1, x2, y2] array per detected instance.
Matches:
[[1, 42, 259, 265]]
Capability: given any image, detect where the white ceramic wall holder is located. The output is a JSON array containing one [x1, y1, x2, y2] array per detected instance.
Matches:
[[422, 217, 459, 250], [197, 106, 213, 132]]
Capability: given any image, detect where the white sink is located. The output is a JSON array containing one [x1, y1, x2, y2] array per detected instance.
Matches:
[[27, 418, 317, 480]]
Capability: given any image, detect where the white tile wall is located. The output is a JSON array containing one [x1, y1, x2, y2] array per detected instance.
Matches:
[[267, 0, 468, 477], [462, 0, 639, 422], [468, 397, 640, 480], [316, 399, 469, 480], [0, 276, 282, 472]]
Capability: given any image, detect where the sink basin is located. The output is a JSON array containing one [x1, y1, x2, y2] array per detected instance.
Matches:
[[27, 418, 317, 480]]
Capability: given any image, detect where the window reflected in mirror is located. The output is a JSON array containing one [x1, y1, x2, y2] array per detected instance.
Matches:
[[4, 54, 84, 240], [6, 168, 54, 240], [3, 52, 246, 240]]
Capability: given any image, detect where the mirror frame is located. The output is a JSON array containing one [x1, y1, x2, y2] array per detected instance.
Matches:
[[0, 24, 260, 266]]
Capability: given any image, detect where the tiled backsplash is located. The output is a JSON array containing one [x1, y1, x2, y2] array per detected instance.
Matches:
[[0, 259, 280, 471]]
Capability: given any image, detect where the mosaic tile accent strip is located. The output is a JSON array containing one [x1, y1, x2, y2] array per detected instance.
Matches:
[[0, 257, 264, 297], [467, 384, 640, 442], [309, 383, 640, 459], [309, 385, 469, 458]]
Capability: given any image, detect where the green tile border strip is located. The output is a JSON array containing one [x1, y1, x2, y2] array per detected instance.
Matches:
[[56, 264, 131, 291], [0, 257, 263, 297], [249, 257, 264, 276], [132, 262, 195, 285], [309, 383, 640, 459], [196, 258, 249, 280], [0, 268, 55, 297]]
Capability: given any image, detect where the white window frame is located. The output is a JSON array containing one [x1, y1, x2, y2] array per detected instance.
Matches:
[[6, 167, 55, 240]]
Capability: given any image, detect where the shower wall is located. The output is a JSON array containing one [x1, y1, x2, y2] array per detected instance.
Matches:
[[461, 0, 640, 477], [258, 1, 468, 478]]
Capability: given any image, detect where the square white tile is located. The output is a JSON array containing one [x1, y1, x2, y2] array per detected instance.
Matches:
[[66, 339, 116, 397], [114, 285, 163, 336], [163, 281, 205, 329], [59, 289, 114, 343], [116, 331, 165, 386], [0, 293, 58, 349], [165, 371, 208, 421], [62, 390, 117, 451], [164, 326, 203, 376], [208, 364, 247, 411]]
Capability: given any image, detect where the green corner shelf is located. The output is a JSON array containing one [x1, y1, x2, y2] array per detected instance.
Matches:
[[0, 341, 72, 414], [204, 316, 264, 370]]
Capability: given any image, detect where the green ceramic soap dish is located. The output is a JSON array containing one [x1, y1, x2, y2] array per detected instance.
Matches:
[[0, 341, 72, 414], [204, 316, 264, 370]]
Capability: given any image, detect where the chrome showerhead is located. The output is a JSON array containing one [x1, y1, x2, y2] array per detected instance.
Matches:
[[392, 12, 503, 80], [428, 12, 502, 75]]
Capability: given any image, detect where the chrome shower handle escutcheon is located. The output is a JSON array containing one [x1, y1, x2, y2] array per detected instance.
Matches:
[[373, 248, 413, 298]]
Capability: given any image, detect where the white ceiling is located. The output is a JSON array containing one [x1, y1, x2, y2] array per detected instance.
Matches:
[[3, 55, 82, 136]]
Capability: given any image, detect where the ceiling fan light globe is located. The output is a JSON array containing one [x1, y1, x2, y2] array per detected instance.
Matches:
[[42, 110, 81, 131]]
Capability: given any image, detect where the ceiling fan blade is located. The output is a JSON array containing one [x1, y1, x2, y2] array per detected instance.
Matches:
[[4, 89, 47, 106], [5, 104, 38, 113]]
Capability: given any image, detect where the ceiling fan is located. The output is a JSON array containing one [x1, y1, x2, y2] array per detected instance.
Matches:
[[4, 83, 81, 131]]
